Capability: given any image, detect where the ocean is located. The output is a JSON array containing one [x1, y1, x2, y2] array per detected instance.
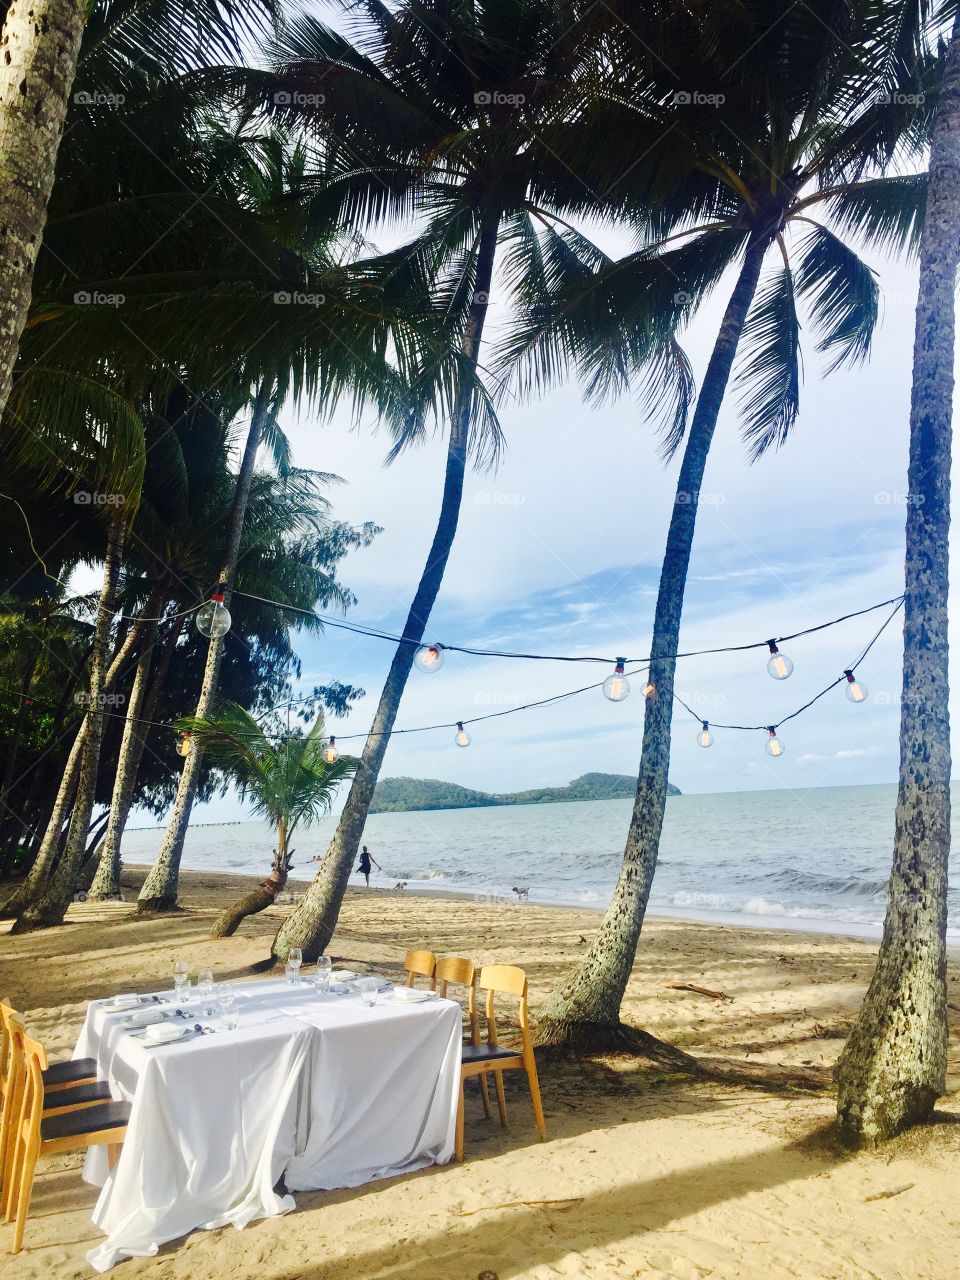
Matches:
[[122, 782, 960, 943]]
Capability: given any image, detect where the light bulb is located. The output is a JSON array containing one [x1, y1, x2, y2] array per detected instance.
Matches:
[[177, 732, 192, 758], [843, 670, 868, 703], [414, 643, 444, 673], [697, 721, 714, 748], [766, 640, 793, 680], [196, 593, 231, 639], [765, 727, 785, 757], [602, 658, 630, 702], [642, 681, 655, 698], [323, 736, 338, 764], [454, 721, 471, 748]]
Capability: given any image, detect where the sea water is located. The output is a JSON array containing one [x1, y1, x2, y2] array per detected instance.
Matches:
[[122, 782, 960, 941]]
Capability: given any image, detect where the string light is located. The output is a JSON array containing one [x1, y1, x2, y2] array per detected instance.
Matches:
[[176, 732, 192, 758], [843, 670, 869, 703], [697, 721, 714, 748], [765, 727, 785, 757], [323, 736, 338, 763], [602, 658, 630, 702], [642, 680, 655, 698], [766, 640, 793, 680], [454, 721, 471, 748], [414, 643, 444, 673], [196, 593, 231, 639]]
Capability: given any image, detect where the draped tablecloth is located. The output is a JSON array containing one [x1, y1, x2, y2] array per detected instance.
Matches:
[[72, 980, 462, 1271]]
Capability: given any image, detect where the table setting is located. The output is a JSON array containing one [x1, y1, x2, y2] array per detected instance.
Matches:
[[72, 956, 462, 1271]]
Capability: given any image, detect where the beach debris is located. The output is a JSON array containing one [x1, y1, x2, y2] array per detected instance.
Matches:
[[578, 935, 588, 944], [512, 886, 530, 902], [864, 1184, 914, 1202], [460, 1198, 583, 1217], [477, 1271, 499, 1280], [662, 981, 732, 1001]]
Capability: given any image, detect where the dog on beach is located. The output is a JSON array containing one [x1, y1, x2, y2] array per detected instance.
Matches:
[[393, 881, 408, 891], [512, 886, 530, 902]]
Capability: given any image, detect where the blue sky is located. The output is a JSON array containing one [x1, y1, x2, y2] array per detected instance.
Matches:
[[185, 232, 947, 822]]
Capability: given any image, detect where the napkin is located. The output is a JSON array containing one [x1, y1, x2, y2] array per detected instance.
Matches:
[[125, 1009, 166, 1028], [142, 1022, 190, 1045], [110, 994, 141, 1010], [330, 970, 357, 983], [393, 987, 435, 1003]]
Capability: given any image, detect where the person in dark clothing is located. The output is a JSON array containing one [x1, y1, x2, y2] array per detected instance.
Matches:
[[357, 845, 381, 887]]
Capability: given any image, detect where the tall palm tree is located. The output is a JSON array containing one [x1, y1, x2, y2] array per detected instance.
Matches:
[[499, 0, 940, 1044], [835, 13, 960, 1147], [175, 701, 356, 936], [264, 0, 688, 962]]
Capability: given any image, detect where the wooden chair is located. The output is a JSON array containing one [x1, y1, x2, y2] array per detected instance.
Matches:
[[455, 965, 547, 1162], [434, 956, 491, 1119], [403, 949, 436, 990], [1, 1013, 112, 1202], [6, 1031, 131, 1253], [1, 999, 98, 1096]]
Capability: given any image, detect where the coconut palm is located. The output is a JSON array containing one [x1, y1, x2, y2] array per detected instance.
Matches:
[[496, 0, 942, 1044], [175, 701, 356, 936], [835, 12, 960, 1146], [261, 0, 690, 963]]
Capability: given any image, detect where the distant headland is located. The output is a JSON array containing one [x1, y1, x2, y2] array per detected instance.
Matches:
[[369, 772, 681, 814]]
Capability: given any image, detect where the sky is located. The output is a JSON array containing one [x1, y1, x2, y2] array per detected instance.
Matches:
[[183, 231, 953, 822]]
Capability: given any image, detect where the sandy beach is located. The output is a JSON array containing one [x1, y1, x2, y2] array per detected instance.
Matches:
[[2, 865, 959, 1280]]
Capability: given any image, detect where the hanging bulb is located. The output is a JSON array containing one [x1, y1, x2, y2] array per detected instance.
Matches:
[[766, 640, 793, 680], [177, 732, 192, 758], [414, 643, 444, 673], [454, 721, 471, 748], [196, 593, 231, 639], [603, 658, 630, 702], [697, 721, 714, 748], [765, 726, 785, 757], [323, 735, 338, 764], [843, 670, 869, 703]]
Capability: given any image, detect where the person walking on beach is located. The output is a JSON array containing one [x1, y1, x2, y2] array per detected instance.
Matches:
[[357, 845, 380, 887]]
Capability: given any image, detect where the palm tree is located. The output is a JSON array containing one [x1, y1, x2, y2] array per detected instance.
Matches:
[[174, 701, 356, 937], [264, 0, 688, 962], [501, 0, 940, 1044], [835, 13, 960, 1147]]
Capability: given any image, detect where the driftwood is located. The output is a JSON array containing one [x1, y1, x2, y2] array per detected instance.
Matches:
[[662, 981, 732, 1001], [458, 1198, 583, 1216], [864, 1184, 914, 1202]]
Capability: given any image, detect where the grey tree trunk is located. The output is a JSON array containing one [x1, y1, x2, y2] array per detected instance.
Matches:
[[537, 232, 771, 1043], [834, 23, 960, 1148], [0, 591, 162, 916], [211, 821, 289, 938], [13, 514, 126, 930], [137, 382, 274, 912], [0, 0, 84, 417], [272, 224, 499, 963]]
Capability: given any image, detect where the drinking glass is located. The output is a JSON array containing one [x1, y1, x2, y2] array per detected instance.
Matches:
[[198, 969, 215, 1015], [220, 1009, 238, 1032], [217, 984, 235, 1012], [173, 960, 189, 1001], [313, 955, 332, 994], [286, 948, 303, 986], [358, 977, 379, 1007]]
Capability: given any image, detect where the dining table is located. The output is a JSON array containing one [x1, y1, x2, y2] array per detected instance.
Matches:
[[72, 975, 463, 1272]]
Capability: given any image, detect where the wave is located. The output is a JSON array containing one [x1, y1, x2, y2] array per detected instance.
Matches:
[[760, 867, 888, 898]]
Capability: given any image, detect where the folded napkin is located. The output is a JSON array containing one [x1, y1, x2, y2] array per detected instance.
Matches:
[[109, 994, 141, 1010], [393, 986, 435, 1003], [125, 1009, 166, 1028], [143, 1022, 190, 1045], [330, 970, 357, 983]]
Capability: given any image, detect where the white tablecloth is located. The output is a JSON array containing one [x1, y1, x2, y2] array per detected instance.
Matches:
[[73, 980, 462, 1270]]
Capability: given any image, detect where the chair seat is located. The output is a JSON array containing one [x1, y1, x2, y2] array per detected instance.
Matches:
[[41, 1099, 131, 1143], [462, 1043, 520, 1066], [42, 1057, 98, 1087], [44, 1079, 113, 1111]]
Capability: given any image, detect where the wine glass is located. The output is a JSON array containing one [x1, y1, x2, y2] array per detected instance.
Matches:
[[286, 948, 303, 986], [313, 955, 332, 994], [173, 960, 189, 1001], [198, 969, 215, 1015]]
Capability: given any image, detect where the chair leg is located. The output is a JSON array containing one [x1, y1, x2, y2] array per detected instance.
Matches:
[[11, 1138, 37, 1254], [493, 1070, 507, 1127], [4, 1129, 22, 1222], [455, 1080, 465, 1163], [107, 1143, 122, 1170], [479, 1071, 492, 1119], [524, 1057, 547, 1141]]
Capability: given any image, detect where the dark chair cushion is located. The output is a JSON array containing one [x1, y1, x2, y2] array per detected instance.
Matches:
[[42, 1099, 131, 1143], [42, 1058, 98, 1087], [462, 1044, 520, 1066], [44, 1080, 112, 1111]]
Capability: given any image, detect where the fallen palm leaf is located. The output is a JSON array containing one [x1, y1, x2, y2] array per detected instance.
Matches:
[[864, 1183, 914, 1202], [662, 981, 732, 1001]]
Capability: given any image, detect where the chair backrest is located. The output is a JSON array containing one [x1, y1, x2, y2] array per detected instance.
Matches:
[[403, 949, 436, 989], [16, 1032, 45, 1151], [1, 1013, 29, 1182], [434, 956, 480, 1041], [0, 998, 13, 1091], [478, 964, 531, 1048]]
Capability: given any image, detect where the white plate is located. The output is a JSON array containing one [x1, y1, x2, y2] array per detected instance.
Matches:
[[330, 969, 357, 983], [142, 1022, 192, 1045]]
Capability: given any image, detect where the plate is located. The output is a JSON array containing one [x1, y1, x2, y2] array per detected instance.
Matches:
[[330, 969, 357, 983], [393, 988, 436, 1003], [124, 1009, 166, 1028], [109, 994, 141, 1010], [142, 1022, 191, 1045]]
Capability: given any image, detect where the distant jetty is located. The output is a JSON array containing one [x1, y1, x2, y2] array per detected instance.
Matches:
[[369, 772, 681, 815]]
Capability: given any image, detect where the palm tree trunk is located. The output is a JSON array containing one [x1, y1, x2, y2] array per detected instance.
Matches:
[[211, 821, 289, 938], [12, 513, 126, 930], [0, 628, 43, 859], [834, 22, 960, 1148], [0, 0, 84, 417], [137, 381, 275, 913], [271, 223, 499, 963], [537, 231, 771, 1044], [0, 589, 162, 916]]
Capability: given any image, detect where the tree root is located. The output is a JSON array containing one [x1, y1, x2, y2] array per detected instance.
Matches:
[[535, 1018, 831, 1093]]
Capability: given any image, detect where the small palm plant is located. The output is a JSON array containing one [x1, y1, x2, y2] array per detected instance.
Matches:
[[175, 702, 356, 938]]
